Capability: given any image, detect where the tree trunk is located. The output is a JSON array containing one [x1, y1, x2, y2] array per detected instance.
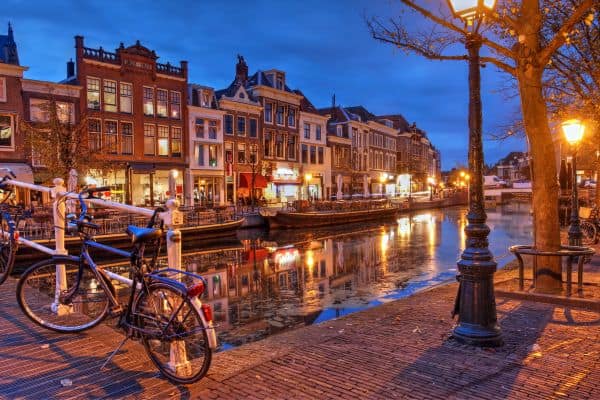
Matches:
[[517, 66, 562, 292]]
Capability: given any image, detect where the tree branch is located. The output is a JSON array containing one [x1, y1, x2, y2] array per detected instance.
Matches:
[[540, 0, 594, 63], [398, 0, 467, 36], [480, 57, 516, 75]]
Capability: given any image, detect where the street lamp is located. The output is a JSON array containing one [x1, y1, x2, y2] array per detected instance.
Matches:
[[562, 119, 585, 246], [427, 176, 435, 201], [447, 0, 502, 347], [304, 173, 313, 201], [250, 144, 258, 208]]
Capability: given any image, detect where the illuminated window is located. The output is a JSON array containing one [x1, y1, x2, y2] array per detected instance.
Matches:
[[157, 126, 169, 156], [143, 87, 154, 116], [209, 144, 217, 166], [157, 89, 168, 117], [88, 119, 101, 151], [87, 77, 100, 110], [144, 124, 155, 155], [120, 82, 132, 113], [103, 80, 117, 112], [225, 141, 233, 164], [170, 91, 181, 119], [171, 127, 182, 157], [237, 142, 246, 164], [275, 134, 284, 158], [0, 115, 13, 147]]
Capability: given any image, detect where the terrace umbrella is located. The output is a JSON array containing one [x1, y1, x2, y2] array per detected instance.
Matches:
[[559, 159, 568, 190], [363, 175, 370, 198]]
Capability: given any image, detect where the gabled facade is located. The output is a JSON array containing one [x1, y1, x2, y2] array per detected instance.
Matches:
[[318, 105, 353, 199], [216, 56, 264, 204], [70, 36, 188, 206], [186, 84, 225, 206]]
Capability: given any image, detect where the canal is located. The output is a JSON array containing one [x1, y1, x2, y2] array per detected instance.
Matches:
[[180, 204, 532, 349]]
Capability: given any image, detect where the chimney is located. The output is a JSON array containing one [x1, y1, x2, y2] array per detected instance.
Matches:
[[74, 35, 84, 48], [235, 54, 248, 84], [66, 58, 75, 79]]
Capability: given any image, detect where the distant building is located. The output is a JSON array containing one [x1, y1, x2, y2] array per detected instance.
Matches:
[[495, 151, 530, 182], [0, 23, 19, 66]]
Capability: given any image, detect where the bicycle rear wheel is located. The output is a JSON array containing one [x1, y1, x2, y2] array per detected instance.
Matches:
[[0, 212, 17, 285], [17, 258, 111, 333], [134, 282, 211, 384], [580, 221, 597, 245]]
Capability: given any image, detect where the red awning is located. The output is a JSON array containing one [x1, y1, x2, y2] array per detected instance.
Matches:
[[239, 173, 268, 189]]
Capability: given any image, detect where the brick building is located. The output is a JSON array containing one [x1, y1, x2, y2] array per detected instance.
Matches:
[[68, 36, 188, 205]]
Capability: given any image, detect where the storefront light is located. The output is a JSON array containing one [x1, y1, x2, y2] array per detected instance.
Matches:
[[170, 169, 179, 179], [85, 176, 98, 186]]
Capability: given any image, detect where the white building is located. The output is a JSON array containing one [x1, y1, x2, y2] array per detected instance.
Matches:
[[186, 84, 225, 206]]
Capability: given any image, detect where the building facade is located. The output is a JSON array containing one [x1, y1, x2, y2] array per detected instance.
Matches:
[[70, 36, 188, 206], [186, 84, 225, 206]]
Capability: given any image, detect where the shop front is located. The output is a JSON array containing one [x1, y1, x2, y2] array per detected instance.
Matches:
[[86, 168, 127, 204], [193, 175, 224, 207], [264, 166, 301, 203], [130, 168, 183, 207], [301, 173, 323, 201], [237, 172, 267, 205]]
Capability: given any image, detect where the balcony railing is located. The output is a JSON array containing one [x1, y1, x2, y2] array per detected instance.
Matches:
[[82, 46, 119, 64], [156, 62, 184, 77]]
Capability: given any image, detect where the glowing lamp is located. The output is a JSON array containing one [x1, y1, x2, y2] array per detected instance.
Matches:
[[562, 119, 585, 146], [447, 0, 497, 21]]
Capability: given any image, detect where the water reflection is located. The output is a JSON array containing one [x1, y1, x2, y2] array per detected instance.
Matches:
[[176, 204, 532, 349]]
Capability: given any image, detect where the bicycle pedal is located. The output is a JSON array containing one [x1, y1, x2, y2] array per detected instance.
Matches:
[[108, 305, 124, 317]]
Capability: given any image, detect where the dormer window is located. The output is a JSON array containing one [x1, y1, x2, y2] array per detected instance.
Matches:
[[239, 92, 245, 99], [276, 75, 284, 90], [201, 91, 210, 107]]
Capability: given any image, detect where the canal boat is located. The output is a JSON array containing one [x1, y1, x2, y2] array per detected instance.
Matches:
[[260, 201, 402, 229]]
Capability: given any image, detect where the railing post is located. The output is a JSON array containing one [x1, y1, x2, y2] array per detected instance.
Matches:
[[51, 178, 70, 315], [162, 198, 191, 374]]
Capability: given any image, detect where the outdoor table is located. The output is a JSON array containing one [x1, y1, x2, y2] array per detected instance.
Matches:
[[509, 244, 595, 295]]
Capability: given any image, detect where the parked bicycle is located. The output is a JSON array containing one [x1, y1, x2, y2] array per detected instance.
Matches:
[[16, 187, 217, 384], [579, 206, 599, 245], [0, 169, 34, 285]]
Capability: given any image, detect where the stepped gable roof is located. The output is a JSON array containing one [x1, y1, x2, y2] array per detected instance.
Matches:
[[294, 90, 319, 113], [377, 114, 411, 132], [246, 70, 294, 93], [0, 22, 19, 65], [215, 79, 257, 102], [344, 106, 377, 122]]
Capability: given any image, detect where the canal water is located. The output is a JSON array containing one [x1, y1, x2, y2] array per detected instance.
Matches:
[[178, 204, 533, 349]]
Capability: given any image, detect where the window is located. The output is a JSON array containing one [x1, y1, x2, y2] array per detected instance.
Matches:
[[120, 83, 132, 113], [208, 145, 218, 166], [195, 143, 204, 166], [249, 118, 257, 138], [208, 120, 217, 139], [301, 144, 308, 163], [276, 75, 284, 90], [249, 146, 257, 164], [237, 143, 246, 164], [170, 91, 181, 119], [143, 87, 154, 116], [264, 132, 272, 157], [201, 91, 210, 107], [275, 134, 284, 158], [144, 124, 155, 155], [171, 127, 182, 157], [30, 99, 74, 124], [195, 118, 204, 138], [224, 115, 233, 135], [0, 115, 13, 147], [304, 123, 310, 139], [237, 116, 246, 136], [316, 125, 322, 141], [87, 77, 100, 110], [88, 119, 101, 151], [157, 89, 168, 117], [288, 108, 296, 127], [310, 146, 316, 164], [121, 122, 133, 155], [103, 80, 117, 112], [157, 126, 169, 156], [287, 135, 296, 160], [225, 142, 233, 164], [276, 106, 284, 125], [104, 120, 118, 154], [264, 103, 272, 123], [318, 147, 324, 164], [336, 125, 343, 137]]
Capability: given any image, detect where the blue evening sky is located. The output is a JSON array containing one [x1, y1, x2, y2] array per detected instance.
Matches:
[[5, 0, 525, 170]]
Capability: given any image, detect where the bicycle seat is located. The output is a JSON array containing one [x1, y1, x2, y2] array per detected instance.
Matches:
[[126, 225, 163, 244]]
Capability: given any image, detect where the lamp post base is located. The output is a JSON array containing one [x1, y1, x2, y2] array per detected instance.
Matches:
[[453, 322, 502, 347]]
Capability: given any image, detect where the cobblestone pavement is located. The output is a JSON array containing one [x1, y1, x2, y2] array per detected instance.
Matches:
[[0, 261, 598, 399]]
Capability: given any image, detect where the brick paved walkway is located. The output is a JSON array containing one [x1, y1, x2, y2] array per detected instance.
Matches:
[[0, 264, 599, 399]]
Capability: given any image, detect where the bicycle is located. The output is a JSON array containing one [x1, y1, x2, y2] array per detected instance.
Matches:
[[579, 206, 599, 245], [0, 169, 34, 285], [16, 187, 217, 384]]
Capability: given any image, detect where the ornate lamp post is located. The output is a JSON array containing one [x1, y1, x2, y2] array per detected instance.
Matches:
[[427, 176, 435, 201], [447, 0, 502, 346], [562, 119, 585, 246]]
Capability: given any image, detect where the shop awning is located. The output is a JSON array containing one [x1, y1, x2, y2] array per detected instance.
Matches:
[[0, 163, 34, 183], [239, 173, 268, 189]]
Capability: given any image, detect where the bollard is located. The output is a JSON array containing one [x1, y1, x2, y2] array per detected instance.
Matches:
[[51, 178, 70, 315], [162, 198, 192, 375]]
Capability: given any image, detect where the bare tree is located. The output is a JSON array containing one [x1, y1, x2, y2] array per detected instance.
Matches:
[[367, 0, 594, 292], [20, 96, 111, 183]]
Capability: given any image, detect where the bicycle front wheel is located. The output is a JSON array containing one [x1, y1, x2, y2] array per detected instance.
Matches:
[[17, 258, 111, 333], [0, 212, 17, 285], [134, 282, 212, 384], [580, 221, 597, 245]]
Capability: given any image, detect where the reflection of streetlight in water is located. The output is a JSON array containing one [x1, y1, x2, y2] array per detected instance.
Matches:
[[397, 217, 411, 238]]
